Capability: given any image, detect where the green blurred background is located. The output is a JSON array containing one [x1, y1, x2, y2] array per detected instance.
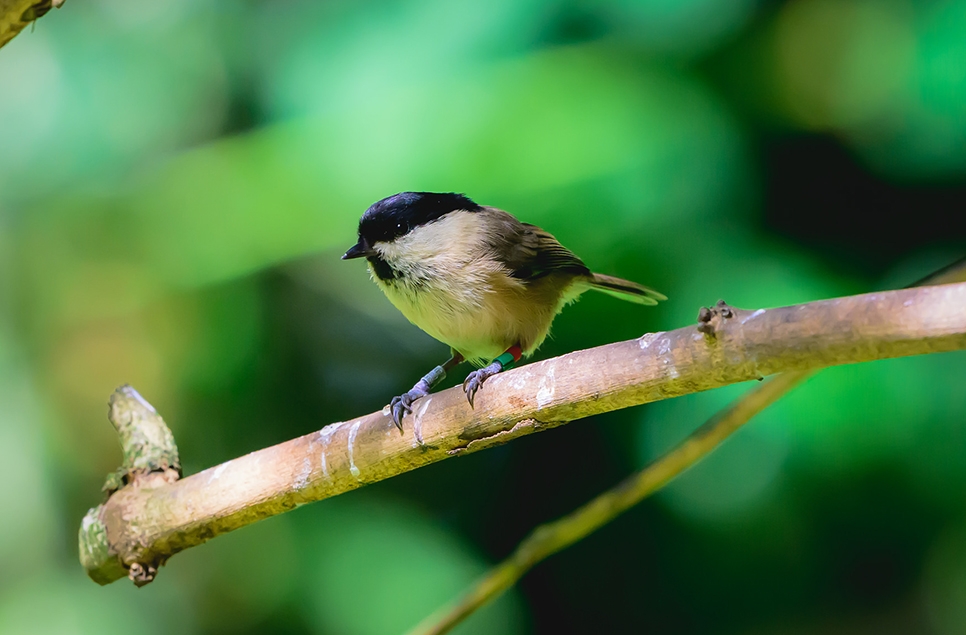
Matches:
[[1, 0, 964, 633]]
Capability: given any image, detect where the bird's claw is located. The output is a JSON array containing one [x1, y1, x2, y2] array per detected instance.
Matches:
[[462, 373, 482, 408], [389, 383, 430, 431], [462, 362, 502, 408]]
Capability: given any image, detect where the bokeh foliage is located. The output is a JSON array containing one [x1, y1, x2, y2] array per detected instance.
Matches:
[[1, 0, 964, 633]]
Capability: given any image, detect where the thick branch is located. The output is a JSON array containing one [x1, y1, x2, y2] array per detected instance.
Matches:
[[79, 282, 966, 585], [0, 0, 62, 49]]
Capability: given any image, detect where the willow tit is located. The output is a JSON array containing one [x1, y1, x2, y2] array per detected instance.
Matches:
[[343, 192, 665, 430]]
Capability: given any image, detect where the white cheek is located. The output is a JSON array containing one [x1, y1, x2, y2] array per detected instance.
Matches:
[[375, 212, 486, 273]]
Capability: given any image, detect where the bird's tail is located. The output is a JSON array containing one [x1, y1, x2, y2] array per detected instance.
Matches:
[[585, 273, 667, 306]]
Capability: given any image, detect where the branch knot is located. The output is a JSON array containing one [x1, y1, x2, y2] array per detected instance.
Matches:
[[697, 299, 736, 339]]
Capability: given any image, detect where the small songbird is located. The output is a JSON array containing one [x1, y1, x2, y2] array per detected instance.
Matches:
[[343, 192, 666, 430]]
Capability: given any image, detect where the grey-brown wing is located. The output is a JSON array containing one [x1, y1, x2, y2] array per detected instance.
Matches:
[[483, 209, 590, 281]]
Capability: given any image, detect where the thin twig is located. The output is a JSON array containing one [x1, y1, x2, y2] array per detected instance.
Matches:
[[409, 259, 966, 635], [408, 370, 809, 635]]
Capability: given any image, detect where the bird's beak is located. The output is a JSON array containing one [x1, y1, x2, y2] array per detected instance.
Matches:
[[342, 239, 374, 260]]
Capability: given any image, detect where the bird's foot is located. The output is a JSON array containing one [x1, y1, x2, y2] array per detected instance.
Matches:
[[462, 361, 504, 408], [389, 379, 431, 431], [387, 360, 458, 432]]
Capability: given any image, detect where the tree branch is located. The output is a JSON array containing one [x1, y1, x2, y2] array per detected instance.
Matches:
[[79, 282, 966, 585], [79, 386, 182, 585], [0, 0, 63, 50]]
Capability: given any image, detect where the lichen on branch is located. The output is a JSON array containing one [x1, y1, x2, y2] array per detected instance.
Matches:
[[79, 385, 181, 587]]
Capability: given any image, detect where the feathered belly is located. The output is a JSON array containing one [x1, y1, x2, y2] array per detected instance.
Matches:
[[376, 269, 560, 365]]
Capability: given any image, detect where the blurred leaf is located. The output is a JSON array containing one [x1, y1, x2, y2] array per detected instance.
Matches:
[[923, 522, 966, 635], [604, 0, 759, 55], [0, 0, 231, 206], [773, 0, 915, 130], [301, 495, 527, 635], [15, 43, 744, 307], [168, 515, 299, 633], [0, 572, 196, 635], [0, 330, 57, 580], [771, 0, 966, 178]]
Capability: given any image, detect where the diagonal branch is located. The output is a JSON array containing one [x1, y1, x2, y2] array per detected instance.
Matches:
[[79, 282, 966, 585], [408, 370, 810, 635]]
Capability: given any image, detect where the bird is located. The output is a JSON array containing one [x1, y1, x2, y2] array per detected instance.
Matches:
[[342, 192, 666, 430]]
